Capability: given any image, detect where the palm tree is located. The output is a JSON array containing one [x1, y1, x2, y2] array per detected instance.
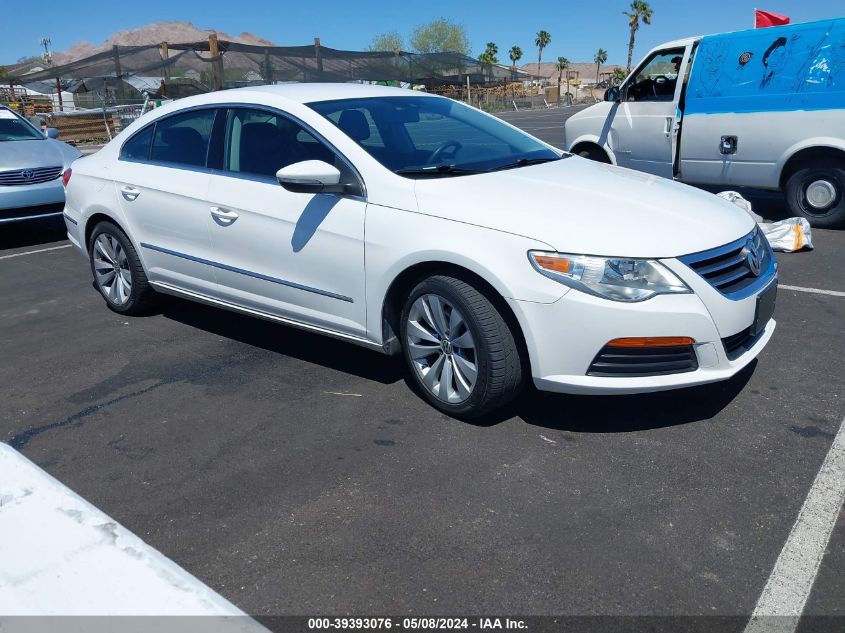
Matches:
[[556, 56, 570, 101], [535, 30, 551, 82], [479, 42, 499, 81], [623, 1, 653, 72], [593, 48, 608, 96], [508, 46, 523, 80]]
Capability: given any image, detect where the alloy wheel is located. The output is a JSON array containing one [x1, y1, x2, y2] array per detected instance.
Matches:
[[93, 233, 132, 305], [405, 293, 478, 403]]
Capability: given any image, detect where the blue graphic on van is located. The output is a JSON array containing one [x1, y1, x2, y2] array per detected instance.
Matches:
[[685, 18, 845, 115]]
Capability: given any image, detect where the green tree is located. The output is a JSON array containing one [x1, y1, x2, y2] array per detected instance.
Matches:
[[612, 67, 627, 85], [410, 18, 470, 55], [508, 46, 523, 80], [478, 42, 499, 81], [624, 1, 653, 72], [534, 30, 551, 81], [556, 56, 570, 95], [368, 32, 404, 52], [593, 48, 608, 96]]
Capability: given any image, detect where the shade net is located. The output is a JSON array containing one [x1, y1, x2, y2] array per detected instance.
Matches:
[[9, 40, 500, 94]]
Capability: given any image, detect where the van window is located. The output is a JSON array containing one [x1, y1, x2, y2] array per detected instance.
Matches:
[[151, 109, 216, 167], [120, 125, 153, 161], [626, 48, 685, 102]]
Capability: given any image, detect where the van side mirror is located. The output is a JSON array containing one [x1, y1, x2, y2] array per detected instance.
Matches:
[[276, 160, 344, 194], [45, 127, 59, 139], [604, 87, 621, 103]]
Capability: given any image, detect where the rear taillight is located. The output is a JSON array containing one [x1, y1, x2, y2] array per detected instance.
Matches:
[[62, 168, 72, 187]]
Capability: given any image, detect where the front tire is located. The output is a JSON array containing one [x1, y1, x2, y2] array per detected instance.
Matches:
[[88, 221, 158, 315], [400, 275, 523, 419], [784, 162, 845, 229]]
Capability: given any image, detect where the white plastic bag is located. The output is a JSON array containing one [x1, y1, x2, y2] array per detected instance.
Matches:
[[717, 191, 813, 252], [758, 217, 814, 252]]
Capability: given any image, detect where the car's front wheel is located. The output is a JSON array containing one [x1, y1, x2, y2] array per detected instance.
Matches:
[[88, 221, 158, 315], [400, 274, 523, 418]]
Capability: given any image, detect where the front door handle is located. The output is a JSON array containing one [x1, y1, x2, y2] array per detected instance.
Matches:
[[120, 185, 140, 201], [210, 206, 239, 225]]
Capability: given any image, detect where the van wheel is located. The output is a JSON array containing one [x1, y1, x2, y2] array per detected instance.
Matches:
[[400, 275, 523, 419], [784, 162, 845, 229], [577, 146, 611, 164], [89, 221, 158, 315]]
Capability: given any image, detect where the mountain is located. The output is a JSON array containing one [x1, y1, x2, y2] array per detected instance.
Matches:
[[52, 21, 278, 64]]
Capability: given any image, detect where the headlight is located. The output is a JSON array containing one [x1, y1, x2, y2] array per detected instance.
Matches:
[[528, 251, 691, 302]]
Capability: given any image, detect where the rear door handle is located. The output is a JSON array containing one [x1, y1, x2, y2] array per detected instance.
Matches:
[[210, 206, 239, 224], [664, 116, 674, 136], [120, 185, 140, 201]]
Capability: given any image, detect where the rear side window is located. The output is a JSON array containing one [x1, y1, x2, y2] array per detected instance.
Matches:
[[151, 109, 216, 167], [120, 125, 153, 161]]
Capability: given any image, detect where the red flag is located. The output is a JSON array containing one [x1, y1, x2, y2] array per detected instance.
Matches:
[[755, 9, 790, 28]]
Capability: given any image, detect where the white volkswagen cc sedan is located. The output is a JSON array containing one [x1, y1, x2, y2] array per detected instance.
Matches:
[[64, 84, 777, 417]]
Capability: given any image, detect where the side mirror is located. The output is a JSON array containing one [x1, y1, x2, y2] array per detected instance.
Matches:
[[276, 160, 343, 194], [604, 87, 621, 103], [45, 127, 59, 139]]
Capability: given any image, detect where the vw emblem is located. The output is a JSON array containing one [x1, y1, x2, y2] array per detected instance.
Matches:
[[20, 169, 34, 180], [744, 238, 762, 276]]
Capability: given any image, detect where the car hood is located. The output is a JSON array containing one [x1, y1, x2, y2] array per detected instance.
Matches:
[[412, 157, 755, 258], [0, 139, 81, 171]]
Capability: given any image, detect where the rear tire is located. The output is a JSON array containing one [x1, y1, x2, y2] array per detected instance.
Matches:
[[400, 274, 523, 419], [784, 162, 845, 229], [88, 221, 158, 315]]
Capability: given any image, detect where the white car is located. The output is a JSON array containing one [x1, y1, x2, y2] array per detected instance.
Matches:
[[64, 84, 778, 418], [1, 106, 81, 224]]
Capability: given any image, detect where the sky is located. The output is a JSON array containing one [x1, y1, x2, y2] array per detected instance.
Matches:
[[3, 0, 842, 67]]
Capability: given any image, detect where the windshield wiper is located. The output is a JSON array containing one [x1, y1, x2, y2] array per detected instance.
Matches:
[[395, 164, 481, 177], [485, 156, 562, 172]]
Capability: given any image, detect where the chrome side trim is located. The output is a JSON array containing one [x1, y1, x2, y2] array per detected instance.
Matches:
[[63, 213, 78, 225], [139, 242, 354, 303], [148, 281, 385, 353]]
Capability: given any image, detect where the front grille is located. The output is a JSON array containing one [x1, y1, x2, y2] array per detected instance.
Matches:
[[587, 344, 699, 377], [722, 327, 756, 360], [679, 228, 774, 299], [0, 165, 63, 186], [0, 203, 65, 222]]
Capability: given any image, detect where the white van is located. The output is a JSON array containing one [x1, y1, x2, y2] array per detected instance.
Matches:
[[564, 18, 845, 228]]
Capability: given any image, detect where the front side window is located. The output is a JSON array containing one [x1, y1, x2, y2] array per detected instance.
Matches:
[[151, 109, 216, 167], [307, 96, 561, 177], [0, 108, 44, 142], [224, 108, 338, 179], [120, 125, 154, 161], [625, 48, 685, 102]]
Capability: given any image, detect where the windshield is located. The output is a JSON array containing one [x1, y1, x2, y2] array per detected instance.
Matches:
[[307, 96, 562, 176], [0, 109, 45, 142]]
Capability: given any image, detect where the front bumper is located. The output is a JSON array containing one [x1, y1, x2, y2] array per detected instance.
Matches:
[[510, 270, 776, 395], [0, 180, 65, 223]]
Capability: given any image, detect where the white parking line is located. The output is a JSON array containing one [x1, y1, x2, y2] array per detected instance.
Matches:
[[0, 244, 72, 260], [744, 414, 845, 633], [779, 284, 845, 298]]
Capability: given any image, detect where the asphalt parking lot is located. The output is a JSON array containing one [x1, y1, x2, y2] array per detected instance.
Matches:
[[1, 107, 844, 627]]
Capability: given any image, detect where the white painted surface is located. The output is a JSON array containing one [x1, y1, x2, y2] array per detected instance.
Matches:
[[744, 415, 845, 633], [0, 245, 72, 260], [0, 443, 264, 628], [779, 284, 845, 298]]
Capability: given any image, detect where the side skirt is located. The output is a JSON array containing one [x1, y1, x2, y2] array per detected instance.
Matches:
[[148, 281, 390, 355]]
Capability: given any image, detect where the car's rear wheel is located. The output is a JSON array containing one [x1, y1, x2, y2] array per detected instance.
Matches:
[[784, 162, 845, 229], [400, 275, 523, 418], [88, 221, 158, 315]]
